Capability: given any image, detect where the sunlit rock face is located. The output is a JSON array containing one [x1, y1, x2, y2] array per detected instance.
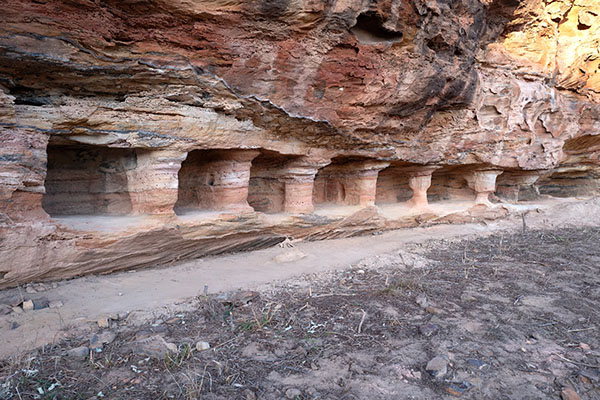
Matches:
[[0, 0, 599, 287]]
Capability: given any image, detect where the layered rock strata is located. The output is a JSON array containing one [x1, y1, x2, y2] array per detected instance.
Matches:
[[0, 0, 599, 287]]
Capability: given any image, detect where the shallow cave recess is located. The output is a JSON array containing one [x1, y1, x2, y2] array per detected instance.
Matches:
[[350, 12, 403, 44], [42, 140, 137, 216]]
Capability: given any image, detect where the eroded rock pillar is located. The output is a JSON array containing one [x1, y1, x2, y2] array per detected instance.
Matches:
[[281, 157, 330, 214], [0, 127, 49, 220], [406, 166, 440, 209], [126, 149, 187, 215], [466, 169, 503, 207], [353, 161, 391, 206]]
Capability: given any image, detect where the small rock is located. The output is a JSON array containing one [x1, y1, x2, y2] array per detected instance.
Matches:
[[131, 335, 177, 359], [561, 387, 582, 400], [22, 300, 34, 311], [34, 283, 47, 292], [49, 301, 63, 309], [579, 343, 591, 351], [25, 285, 37, 294], [426, 355, 449, 379], [466, 359, 488, 370], [415, 293, 428, 308], [285, 388, 302, 399], [11, 306, 23, 314], [10, 321, 19, 330], [117, 312, 129, 320], [66, 346, 89, 360], [8, 295, 23, 307], [419, 323, 440, 337], [242, 388, 256, 400], [425, 306, 443, 315], [0, 304, 11, 315], [196, 341, 210, 351], [446, 382, 472, 396], [33, 297, 49, 310], [90, 331, 117, 349], [460, 293, 477, 302], [97, 317, 110, 328]]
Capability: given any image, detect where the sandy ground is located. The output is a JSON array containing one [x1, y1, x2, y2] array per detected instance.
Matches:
[[0, 198, 598, 361], [0, 198, 599, 399]]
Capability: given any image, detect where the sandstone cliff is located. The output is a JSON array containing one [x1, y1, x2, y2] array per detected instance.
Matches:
[[0, 0, 598, 287]]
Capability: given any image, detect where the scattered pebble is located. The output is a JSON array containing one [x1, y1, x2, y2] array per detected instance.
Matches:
[[49, 300, 63, 309], [425, 306, 443, 315], [195, 341, 210, 351], [242, 388, 256, 400], [426, 355, 449, 379], [419, 322, 440, 337], [22, 300, 34, 311], [579, 343, 591, 351], [131, 335, 177, 359], [285, 388, 302, 399], [90, 331, 117, 349], [561, 387, 582, 400], [466, 359, 488, 370], [66, 346, 89, 360], [446, 381, 472, 396], [97, 317, 110, 328], [415, 293, 428, 308]]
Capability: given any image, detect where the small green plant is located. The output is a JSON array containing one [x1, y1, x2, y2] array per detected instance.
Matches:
[[165, 343, 192, 370]]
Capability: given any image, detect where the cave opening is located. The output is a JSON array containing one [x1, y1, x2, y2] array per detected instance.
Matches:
[[313, 159, 349, 206], [174, 149, 258, 215], [175, 149, 224, 214], [42, 140, 136, 216], [375, 165, 413, 205], [350, 12, 403, 44], [312, 157, 373, 207], [428, 166, 475, 203], [248, 150, 299, 214]]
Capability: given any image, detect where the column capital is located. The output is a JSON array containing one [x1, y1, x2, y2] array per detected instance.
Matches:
[[402, 165, 442, 177], [465, 168, 503, 206], [279, 156, 332, 181], [319, 160, 390, 177]]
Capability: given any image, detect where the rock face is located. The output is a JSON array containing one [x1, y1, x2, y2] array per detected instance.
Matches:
[[0, 0, 599, 287]]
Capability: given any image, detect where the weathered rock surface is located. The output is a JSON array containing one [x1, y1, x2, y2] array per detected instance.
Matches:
[[0, 0, 599, 287]]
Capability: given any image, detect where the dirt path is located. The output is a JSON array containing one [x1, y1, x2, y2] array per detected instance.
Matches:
[[0, 198, 597, 361]]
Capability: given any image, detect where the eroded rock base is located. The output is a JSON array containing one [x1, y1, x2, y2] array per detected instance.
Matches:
[[0, 138, 596, 288]]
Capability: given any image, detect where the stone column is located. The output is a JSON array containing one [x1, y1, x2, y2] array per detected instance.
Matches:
[[126, 149, 187, 215], [281, 157, 331, 214], [405, 166, 440, 209], [352, 161, 391, 206], [0, 127, 49, 220], [466, 169, 503, 207]]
